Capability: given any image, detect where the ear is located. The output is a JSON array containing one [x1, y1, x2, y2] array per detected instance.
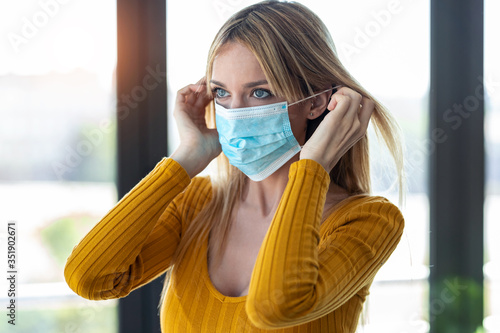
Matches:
[[306, 90, 331, 120]]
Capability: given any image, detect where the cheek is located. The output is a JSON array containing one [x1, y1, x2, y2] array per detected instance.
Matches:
[[288, 110, 308, 144]]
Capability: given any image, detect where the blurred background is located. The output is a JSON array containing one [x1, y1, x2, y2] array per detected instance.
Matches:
[[0, 0, 497, 332]]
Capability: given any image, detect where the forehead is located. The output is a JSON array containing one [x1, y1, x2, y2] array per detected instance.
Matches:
[[212, 42, 267, 83]]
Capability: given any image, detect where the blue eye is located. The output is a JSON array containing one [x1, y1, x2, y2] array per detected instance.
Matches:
[[213, 88, 229, 98], [253, 89, 271, 99]]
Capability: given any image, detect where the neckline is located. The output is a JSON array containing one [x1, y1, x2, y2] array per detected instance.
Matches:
[[202, 236, 247, 303], [200, 193, 374, 303]]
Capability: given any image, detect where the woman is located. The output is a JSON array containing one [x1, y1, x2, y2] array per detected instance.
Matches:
[[65, 1, 405, 332]]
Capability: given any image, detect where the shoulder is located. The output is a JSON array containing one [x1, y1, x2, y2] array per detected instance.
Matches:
[[320, 195, 404, 238], [175, 174, 213, 207], [189, 174, 213, 193], [157, 174, 214, 233], [335, 195, 402, 219]]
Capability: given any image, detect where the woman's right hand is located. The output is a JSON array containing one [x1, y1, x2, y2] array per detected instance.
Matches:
[[170, 79, 221, 178]]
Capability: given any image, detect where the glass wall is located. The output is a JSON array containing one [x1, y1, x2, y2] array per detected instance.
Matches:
[[167, 1, 430, 331], [0, 1, 118, 331]]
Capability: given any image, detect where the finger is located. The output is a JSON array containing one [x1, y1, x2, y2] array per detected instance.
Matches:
[[176, 83, 204, 100], [175, 84, 196, 107], [359, 97, 375, 129], [192, 79, 207, 95], [192, 84, 213, 108], [187, 79, 213, 106], [192, 76, 208, 96], [327, 93, 353, 120], [186, 84, 206, 106], [337, 87, 363, 112], [176, 84, 195, 98], [176, 83, 210, 108]]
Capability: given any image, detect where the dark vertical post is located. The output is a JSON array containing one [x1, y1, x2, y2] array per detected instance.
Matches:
[[116, 0, 167, 332], [429, 0, 484, 332]]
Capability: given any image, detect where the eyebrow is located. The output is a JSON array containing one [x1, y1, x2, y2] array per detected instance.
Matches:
[[210, 79, 269, 88]]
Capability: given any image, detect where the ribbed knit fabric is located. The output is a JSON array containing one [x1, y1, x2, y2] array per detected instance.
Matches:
[[64, 157, 404, 332]]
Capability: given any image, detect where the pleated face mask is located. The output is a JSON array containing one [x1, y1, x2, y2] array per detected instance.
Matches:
[[215, 87, 338, 181]]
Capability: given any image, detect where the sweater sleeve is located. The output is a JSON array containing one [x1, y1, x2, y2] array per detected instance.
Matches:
[[246, 159, 404, 329], [64, 157, 192, 300]]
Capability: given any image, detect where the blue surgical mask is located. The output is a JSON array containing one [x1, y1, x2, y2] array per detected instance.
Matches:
[[215, 87, 338, 181]]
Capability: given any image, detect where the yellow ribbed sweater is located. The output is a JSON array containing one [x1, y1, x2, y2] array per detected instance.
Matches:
[[64, 158, 404, 332]]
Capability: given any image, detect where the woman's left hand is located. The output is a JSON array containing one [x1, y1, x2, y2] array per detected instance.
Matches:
[[299, 87, 374, 173]]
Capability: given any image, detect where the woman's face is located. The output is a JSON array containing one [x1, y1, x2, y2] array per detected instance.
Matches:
[[210, 42, 310, 145]]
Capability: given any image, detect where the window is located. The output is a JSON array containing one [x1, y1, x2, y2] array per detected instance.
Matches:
[[328, 1, 430, 331], [0, 1, 118, 332]]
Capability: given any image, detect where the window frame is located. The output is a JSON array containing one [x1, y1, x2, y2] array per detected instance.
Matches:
[[429, 0, 484, 331], [116, 0, 167, 332]]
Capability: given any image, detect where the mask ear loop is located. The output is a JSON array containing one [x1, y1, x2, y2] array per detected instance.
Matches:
[[288, 85, 343, 107]]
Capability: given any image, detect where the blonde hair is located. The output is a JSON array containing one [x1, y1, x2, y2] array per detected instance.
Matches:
[[161, 0, 404, 304]]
